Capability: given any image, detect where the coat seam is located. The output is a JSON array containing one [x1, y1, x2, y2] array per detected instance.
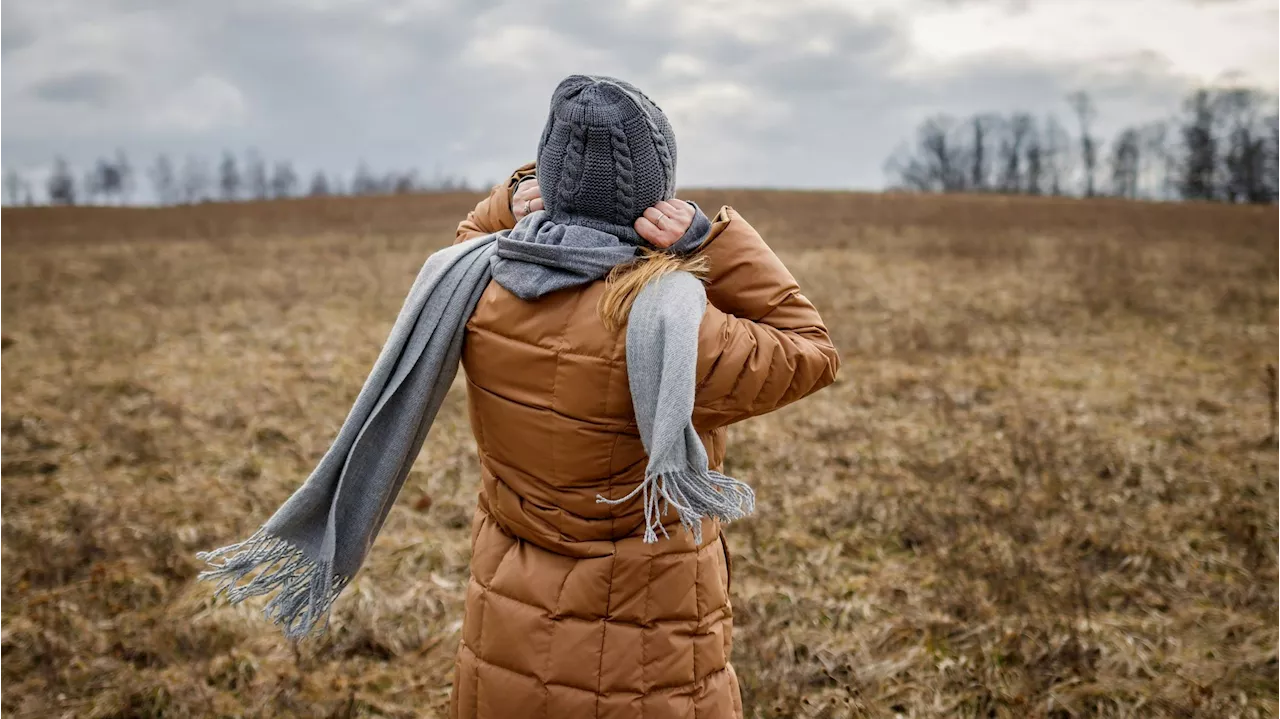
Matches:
[[468, 314, 625, 364], [463, 646, 733, 697], [471, 517, 492, 719], [483, 446, 645, 498], [596, 546, 617, 717], [466, 375, 636, 431], [482, 582, 724, 624], [692, 540, 701, 719], [544, 560, 576, 719], [642, 544, 653, 718], [548, 285, 579, 511], [721, 327, 763, 414], [603, 309, 624, 431]]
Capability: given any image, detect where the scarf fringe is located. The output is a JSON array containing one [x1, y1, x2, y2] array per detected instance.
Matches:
[[596, 468, 756, 544], [196, 529, 348, 640]]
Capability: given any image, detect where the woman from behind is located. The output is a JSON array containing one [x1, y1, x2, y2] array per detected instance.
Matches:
[[450, 75, 841, 718]]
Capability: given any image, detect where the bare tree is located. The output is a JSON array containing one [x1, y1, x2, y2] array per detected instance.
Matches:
[[1137, 121, 1174, 200], [219, 151, 241, 201], [1178, 89, 1220, 201], [997, 113, 1033, 193], [1214, 88, 1276, 204], [1041, 114, 1071, 196], [47, 157, 77, 205], [392, 170, 419, 194], [245, 150, 269, 200], [113, 150, 134, 204], [1068, 91, 1099, 197], [270, 161, 298, 198], [86, 156, 126, 205], [884, 146, 926, 192], [148, 154, 178, 205], [308, 170, 330, 196], [352, 162, 379, 195], [884, 115, 965, 192], [99, 158, 119, 204], [1024, 119, 1044, 196], [180, 156, 212, 204], [1109, 127, 1141, 199], [3, 169, 27, 206], [967, 114, 997, 191]]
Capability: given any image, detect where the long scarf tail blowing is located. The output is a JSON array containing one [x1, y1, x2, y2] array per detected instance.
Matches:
[[197, 235, 499, 639]]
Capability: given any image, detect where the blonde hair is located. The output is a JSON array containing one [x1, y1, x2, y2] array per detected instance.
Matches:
[[598, 250, 709, 331]]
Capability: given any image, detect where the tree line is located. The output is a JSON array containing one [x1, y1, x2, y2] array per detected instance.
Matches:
[[884, 86, 1278, 204], [7, 86, 1277, 207], [1, 150, 475, 207]]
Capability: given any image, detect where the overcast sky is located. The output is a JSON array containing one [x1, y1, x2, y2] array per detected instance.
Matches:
[[2, 0, 1276, 198]]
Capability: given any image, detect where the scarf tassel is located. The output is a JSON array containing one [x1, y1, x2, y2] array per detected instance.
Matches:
[[596, 468, 756, 545], [196, 530, 349, 640]]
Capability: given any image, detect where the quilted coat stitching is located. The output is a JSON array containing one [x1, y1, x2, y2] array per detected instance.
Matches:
[[464, 645, 738, 699], [468, 320, 627, 366]]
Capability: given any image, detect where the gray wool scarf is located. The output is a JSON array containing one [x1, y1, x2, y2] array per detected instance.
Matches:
[[196, 207, 755, 640]]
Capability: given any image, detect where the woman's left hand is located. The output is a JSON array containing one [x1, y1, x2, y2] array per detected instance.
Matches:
[[512, 178, 543, 221], [635, 199, 694, 248]]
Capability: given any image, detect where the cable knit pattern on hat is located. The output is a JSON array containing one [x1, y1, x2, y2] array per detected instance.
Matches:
[[609, 125, 636, 227], [536, 75, 681, 245], [645, 110, 676, 197], [555, 115, 588, 218]]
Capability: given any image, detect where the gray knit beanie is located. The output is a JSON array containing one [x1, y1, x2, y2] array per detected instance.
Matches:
[[536, 75, 679, 245]]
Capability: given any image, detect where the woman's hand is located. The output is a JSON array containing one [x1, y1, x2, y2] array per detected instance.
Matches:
[[635, 199, 694, 248], [511, 178, 543, 221]]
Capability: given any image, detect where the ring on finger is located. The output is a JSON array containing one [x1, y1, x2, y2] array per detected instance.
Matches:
[[524, 200, 532, 215], [654, 212, 666, 228]]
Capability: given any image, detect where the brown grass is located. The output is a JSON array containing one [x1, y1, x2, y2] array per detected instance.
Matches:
[[2, 190, 1276, 718]]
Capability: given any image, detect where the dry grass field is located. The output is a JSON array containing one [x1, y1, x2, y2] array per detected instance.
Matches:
[[2, 190, 1276, 718]]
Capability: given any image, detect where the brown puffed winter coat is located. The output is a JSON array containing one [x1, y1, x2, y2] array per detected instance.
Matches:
[[448, 164, 840, 719]]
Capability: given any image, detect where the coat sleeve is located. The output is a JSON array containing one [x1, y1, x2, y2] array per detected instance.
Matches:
[[454, 162, 537, 244], [691, 206, 840, 430]]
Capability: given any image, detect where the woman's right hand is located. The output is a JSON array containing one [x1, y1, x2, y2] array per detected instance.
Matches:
[[635, 199, 695, 248], [512, 178, 543, 221]]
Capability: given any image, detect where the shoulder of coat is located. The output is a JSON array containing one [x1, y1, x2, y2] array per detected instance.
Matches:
[[699, 205, 746, 249]]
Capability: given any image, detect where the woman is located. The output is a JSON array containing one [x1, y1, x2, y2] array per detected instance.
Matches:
[[198, 75, 838, 719], [448, 79, 839, 717]]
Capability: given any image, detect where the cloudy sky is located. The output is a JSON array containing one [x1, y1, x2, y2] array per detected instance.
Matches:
[[2, 0, 1276, 198]]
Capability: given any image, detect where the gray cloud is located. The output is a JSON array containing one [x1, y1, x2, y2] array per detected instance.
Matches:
[[1, 23, 36, 57], [30, 70, 126, 106], [0, 0, 1268, 200], [0, 5, 32, 58]]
